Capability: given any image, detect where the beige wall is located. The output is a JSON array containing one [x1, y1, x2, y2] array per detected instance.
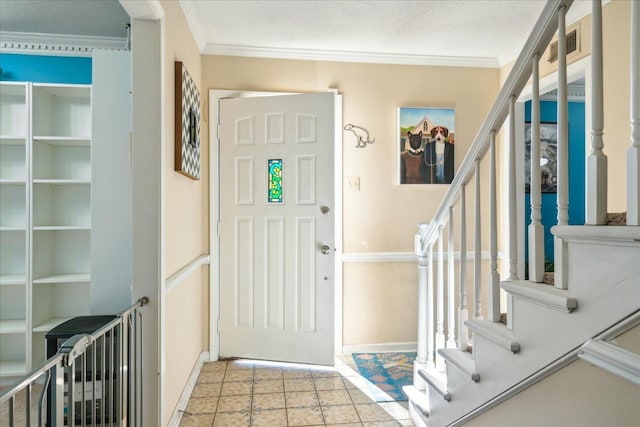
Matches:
[[466, 325, 640, 427], [160, 0, 208, 423], [202, 56, 499, 346]]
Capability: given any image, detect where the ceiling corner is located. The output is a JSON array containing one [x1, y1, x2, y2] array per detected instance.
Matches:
[[179, 0, 207, 53]]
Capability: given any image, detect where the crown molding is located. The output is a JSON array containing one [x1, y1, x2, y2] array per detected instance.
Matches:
[[540, 82, 586, 101], [0, 31, 128, 57], [202, 43, 500, 68]]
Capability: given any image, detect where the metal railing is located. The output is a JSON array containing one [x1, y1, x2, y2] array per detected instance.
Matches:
[[0, 297, 148, 427]]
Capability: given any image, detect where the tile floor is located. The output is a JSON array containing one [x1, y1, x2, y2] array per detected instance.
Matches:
[[179, 356, 414, 427]]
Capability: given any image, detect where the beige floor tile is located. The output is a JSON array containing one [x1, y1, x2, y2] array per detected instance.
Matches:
[[310, 369, 341, 378], [254, 368, 283, 380], [317, 388, 352, 406], [220, 380, 253, 396], [227, 360, 255, 370], [343, 375, 371, 389], [284, 377, 315, 392], [285, 390, 320, 408], [348, 388, 376, 404], [216, 395, 252, 413], [326, 424, 363, 427], [322, 404, 361, 424], [185, 397, 218, 414], [202, 361, 228, 371], [314, 376, 346, 390], [198, 370, 226, 383], [225, 369, 255, 382], [286, 406, 324, 426], [212, 411, 251, 427], [362, 421, 406, 427], [355, 403, 396, 422], [250, 408, 288, 426], [191, 382, 223, 398], [253, 379, 284, 393], [179, 413, 215, 427], [282, 368, 312, 379], [251, 392, 286, 410]]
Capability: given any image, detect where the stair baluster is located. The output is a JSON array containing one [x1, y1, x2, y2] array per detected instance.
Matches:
[[474, 160, 483, 320], [555, 4, 569, 290], [447, 206, 457, 349], [488, 131, 501, 322], [529, 53, 545, 283], [458, 185, 470, 350], [587, 0, 608, 225], [427, 242, 436, 370], [627, 0, 640, 225], [436, 225, 446, 371]]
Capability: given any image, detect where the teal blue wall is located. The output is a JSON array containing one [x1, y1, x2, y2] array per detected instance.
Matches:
[[0, 53, 91, 84], [524, 100, 585, 271]]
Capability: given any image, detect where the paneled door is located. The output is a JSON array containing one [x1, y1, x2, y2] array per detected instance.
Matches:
[[219, 93, 335, 365]]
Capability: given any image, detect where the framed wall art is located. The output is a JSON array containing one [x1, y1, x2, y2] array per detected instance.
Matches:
[[398, 107, 455, 185], [524, 122, 557, 193], [174, 61, 201, 180]]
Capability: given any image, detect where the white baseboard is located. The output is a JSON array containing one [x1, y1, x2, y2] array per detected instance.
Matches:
[[341, 342, 417, 355], [167, 351, 210, 427]]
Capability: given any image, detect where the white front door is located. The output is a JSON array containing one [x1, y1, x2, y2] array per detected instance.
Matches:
[[219, 93, 335, 365]]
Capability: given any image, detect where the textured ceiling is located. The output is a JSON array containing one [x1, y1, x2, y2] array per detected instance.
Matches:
[[0, 0, 594, 66], [0, 0, 129, 38], [181, 0, 592, 66]]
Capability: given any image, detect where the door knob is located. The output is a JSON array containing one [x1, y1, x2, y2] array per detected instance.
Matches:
[[320, 206, 330, 215], [321, 245, 331, 255]]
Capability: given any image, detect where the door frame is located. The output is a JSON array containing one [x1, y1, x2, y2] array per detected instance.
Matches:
[[208, 89, 343, 362]]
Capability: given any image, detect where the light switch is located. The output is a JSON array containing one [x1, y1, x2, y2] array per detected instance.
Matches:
[[347, 176, 360, 191]]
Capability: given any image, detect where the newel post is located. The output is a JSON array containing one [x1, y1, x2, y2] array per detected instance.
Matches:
[[628, 0, 640, 225]]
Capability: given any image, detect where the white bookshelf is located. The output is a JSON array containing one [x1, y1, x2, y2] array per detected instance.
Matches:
[[0, 81, 93, 377], [0, 82, 28, 378]]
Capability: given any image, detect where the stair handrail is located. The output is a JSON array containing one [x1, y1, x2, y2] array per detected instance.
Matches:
[[419, 0, 574, 254]]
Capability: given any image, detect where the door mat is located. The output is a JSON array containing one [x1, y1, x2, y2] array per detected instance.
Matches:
[[352, 352, 416, 402]]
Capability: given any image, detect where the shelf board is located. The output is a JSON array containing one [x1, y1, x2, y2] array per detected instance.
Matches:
[[33, 225, 91, 231], [33, 317, 72, 332], [33, 179, 91, 185], [0, 179, 26, 185], [0, 226, 27, 231], [0, 136, 27, 145], [33, 273, 90, 284], [0, 360, 27, 377], [0, 319, 27, 334], [0, 275, 27, 286], [33, 136, 91, 146]]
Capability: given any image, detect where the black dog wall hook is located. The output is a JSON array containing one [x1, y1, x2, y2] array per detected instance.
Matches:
[[344, 124, 375, 148]]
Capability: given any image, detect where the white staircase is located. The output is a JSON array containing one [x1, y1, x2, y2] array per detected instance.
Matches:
[[405, 1, 640, 425]]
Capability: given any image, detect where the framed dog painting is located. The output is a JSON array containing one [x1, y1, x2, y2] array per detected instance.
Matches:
[[398, 107, 455, 185]]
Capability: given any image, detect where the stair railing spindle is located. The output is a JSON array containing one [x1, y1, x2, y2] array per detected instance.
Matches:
[[447, 206, 457, 349], [414, 224, 429, 390], [474, 160, 483, 320], [508, 96, 518, 280], [436, 224, 446, 371], [489, 131, 501, 322], [587, 0, 608, 225], [427, 242, 436, 370], [628, 0, 640, 225], [529, 54, 545, 282], [458, 185, 469, 350], [555, 4, 569, 289]]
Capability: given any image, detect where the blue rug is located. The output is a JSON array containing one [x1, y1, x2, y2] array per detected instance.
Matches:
[[352, 352, 416, 402]]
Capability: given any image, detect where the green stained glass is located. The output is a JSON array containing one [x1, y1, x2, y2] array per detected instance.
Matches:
[[268, 159, 283, 203]]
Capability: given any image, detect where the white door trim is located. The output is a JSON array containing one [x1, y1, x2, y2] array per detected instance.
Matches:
[[209, 89, 343, 361]]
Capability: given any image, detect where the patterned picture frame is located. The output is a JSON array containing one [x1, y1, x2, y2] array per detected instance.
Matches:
[[174, 61, 200, 180]]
